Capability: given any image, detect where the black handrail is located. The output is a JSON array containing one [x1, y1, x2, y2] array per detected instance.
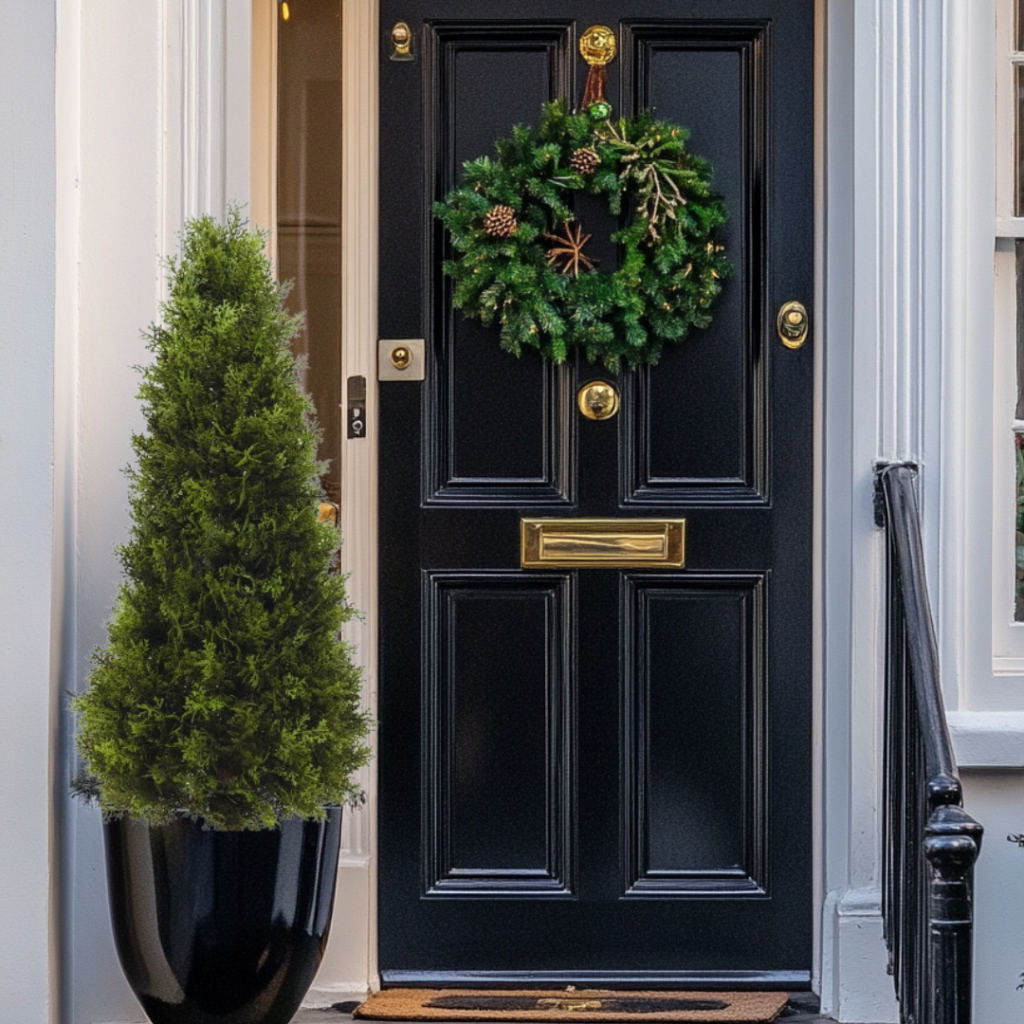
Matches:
[[875, 463, 983, 1024]]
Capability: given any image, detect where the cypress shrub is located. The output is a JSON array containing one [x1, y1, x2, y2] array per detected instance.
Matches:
[[73, 208, 370, 830]]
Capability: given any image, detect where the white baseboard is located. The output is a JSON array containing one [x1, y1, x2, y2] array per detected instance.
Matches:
[[819, 889, 900, 1023]]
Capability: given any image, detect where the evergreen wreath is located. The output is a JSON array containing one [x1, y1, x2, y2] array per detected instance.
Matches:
[[435, 100, 731, 370]]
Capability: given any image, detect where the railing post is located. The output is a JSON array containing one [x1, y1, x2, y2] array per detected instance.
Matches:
[[924, 805, 983, 1024]]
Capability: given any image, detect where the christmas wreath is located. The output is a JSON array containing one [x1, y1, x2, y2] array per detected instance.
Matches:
[[435, 100, 731, 369]]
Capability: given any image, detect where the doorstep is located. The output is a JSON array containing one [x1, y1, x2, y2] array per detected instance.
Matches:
[[290, 992, 879, 1023]]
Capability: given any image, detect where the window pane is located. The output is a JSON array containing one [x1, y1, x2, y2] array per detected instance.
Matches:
[[1016, 243, 1024, 620], [1017, 240, 1024, 419], [1017, 435, 1024, 621], [278, 0, 343, 505], [1017, 66, 1024, 216]]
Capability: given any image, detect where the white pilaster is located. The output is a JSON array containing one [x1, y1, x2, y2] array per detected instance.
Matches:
[[69, 3, 164, 1021], [163, 0, 251, 249], [820, 0, 959, 1018]]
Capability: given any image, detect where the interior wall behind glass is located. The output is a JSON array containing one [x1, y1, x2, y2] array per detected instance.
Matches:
[[278, 0, 342, 505]]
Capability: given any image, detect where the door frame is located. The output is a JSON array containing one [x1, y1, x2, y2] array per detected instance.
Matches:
[[338, 0, 826, 995], [251, 0, 895, 1007]]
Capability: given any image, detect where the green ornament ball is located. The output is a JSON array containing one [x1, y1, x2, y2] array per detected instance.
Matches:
[[588, 100, 612, 121]]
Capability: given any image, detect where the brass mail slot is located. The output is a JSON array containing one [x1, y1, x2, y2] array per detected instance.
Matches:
[[520, 519, 686, 568]]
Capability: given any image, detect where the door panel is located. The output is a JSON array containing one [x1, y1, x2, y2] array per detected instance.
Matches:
[[623, 575, 767, 895], [623, 23, 766, 500], [428, 24, 573, 503], [379, 0, 814, 986], [424, 572, 574, 895]]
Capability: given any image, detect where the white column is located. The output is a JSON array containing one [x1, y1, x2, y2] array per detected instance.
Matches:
[[821, 0, 973, 1018]]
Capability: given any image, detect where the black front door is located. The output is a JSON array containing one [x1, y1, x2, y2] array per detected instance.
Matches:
[[378, 0, 814, 986]]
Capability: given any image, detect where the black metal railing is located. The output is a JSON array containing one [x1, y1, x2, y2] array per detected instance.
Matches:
[[875, 463, 983, 1024]]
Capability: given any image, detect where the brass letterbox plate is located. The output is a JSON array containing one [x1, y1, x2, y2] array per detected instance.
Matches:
[[521, 518, 686, 568]]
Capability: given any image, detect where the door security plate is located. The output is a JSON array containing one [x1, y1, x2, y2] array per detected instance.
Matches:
[[379, 339, 425, 381]]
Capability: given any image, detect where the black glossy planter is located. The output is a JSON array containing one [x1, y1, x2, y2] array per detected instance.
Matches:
[[103, 809, 342, 1024]]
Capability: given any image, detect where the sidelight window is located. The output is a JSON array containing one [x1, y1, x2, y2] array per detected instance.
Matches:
[[276, 0, 343, 508]]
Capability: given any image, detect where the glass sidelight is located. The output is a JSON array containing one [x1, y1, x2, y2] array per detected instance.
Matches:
[[277, 0, 343, 505]]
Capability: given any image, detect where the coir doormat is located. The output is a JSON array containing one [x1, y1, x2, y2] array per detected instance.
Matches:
[[353, 988, 788, 1022]]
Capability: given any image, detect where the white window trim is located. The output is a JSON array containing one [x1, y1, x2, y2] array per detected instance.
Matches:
[[990, 240, 1024, 673], [991, 0, 1024, 674]]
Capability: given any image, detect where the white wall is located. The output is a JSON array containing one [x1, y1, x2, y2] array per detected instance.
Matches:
[[0, 4, 58, 1022], [961, 772, 1024, 1024]]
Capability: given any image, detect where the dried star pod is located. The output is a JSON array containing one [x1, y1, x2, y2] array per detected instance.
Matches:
[[483, 205, 518, 238], [544, 222, 596, 277], [570, 147, 600, 175]]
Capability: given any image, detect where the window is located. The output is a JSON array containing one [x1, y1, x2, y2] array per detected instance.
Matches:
[[993, 0, 1024, 661]]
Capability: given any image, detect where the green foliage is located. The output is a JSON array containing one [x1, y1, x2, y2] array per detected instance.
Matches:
[[73, 208, 371, 831], [434, 100, 732, 370]]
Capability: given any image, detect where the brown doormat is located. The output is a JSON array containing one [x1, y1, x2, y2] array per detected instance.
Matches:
[[353, 988, 788, 1022]]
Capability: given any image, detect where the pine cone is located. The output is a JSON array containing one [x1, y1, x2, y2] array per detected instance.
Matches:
[[484, 205, 517, 238], [570, 147, 600, 175]]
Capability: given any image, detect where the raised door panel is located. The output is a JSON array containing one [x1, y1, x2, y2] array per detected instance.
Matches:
[[622, 574, 767, 895], [621, 23, 769, 504], [425, 25, 574, 503], [423, 573, 574, 895]]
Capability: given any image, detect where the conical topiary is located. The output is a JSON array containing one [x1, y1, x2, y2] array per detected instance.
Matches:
[[73, 207, 371, 831]]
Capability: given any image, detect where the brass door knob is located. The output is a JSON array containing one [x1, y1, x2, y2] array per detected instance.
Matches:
[[578, 381, 619, 420], [390, 346, 412, 370]]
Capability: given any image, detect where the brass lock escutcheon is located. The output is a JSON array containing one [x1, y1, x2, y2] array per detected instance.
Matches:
[[578, 381, 619, 420], [777, 300, 809, 350], [379, 339, 425, 380], [390, 21, 413, 60]]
